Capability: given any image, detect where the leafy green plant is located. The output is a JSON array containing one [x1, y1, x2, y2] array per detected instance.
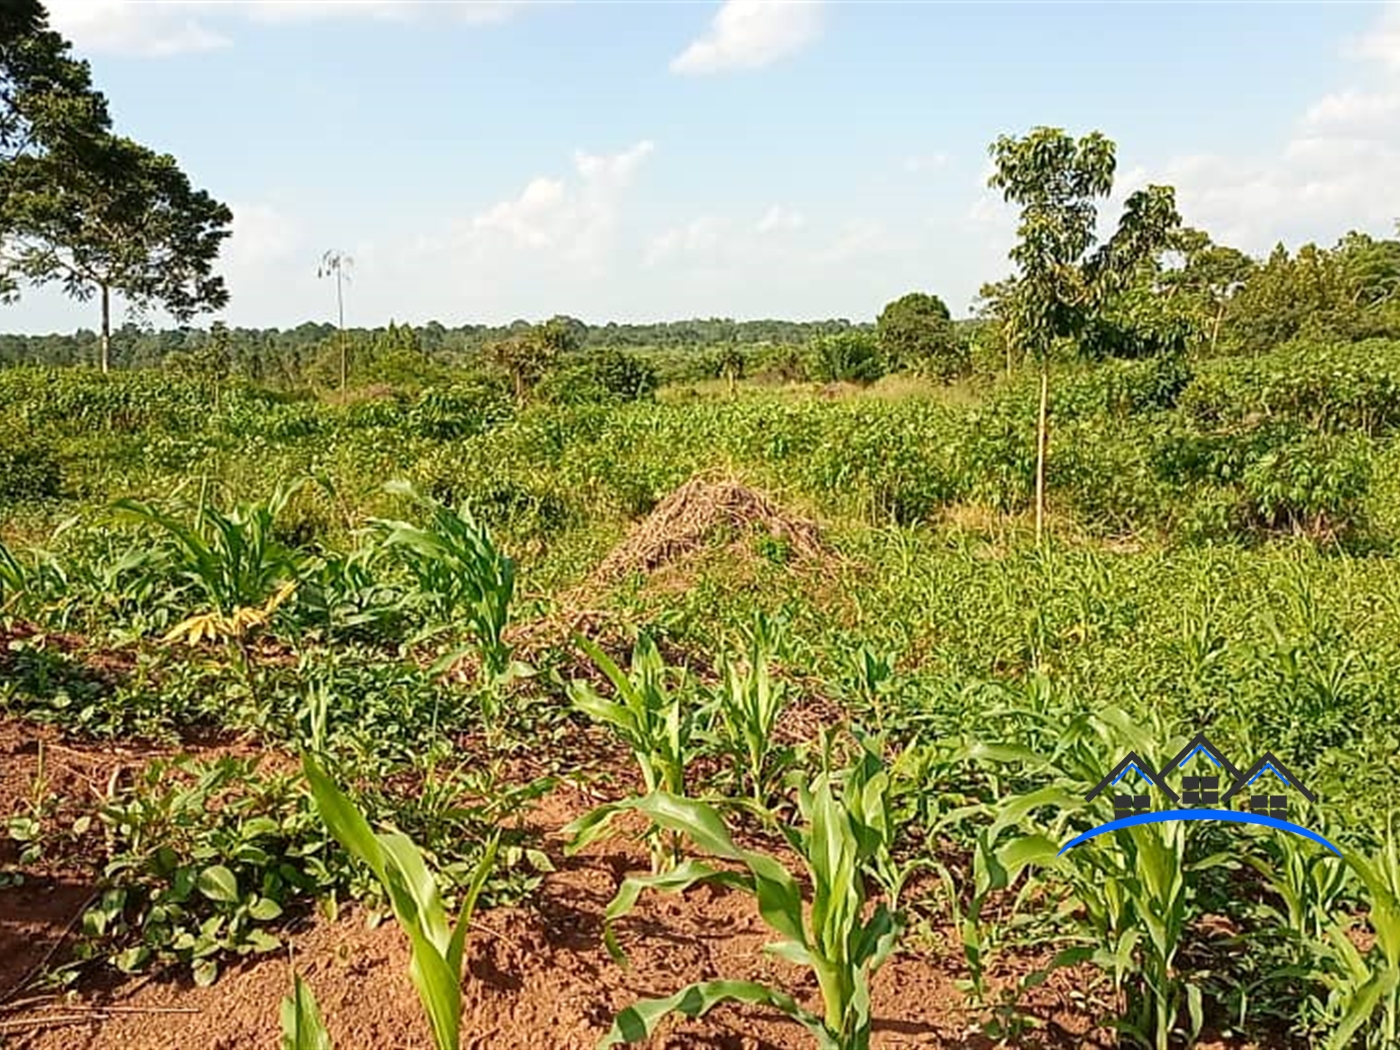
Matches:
[[565, 632, 696, 872], [88, 756, 341, 986], [113, 480, 304, 630], [370, 480, 524, 690], [281, 972, 333, 1050], [303, 756, 497, 1050], [592, 738, 906, 1050], [1317, 815, 1400, 1049], [705, 613, 791, 804]]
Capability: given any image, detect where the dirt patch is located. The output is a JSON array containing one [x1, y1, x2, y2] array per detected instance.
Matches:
[[592, 472, 824, 583], [1, 775, 1123, 1050]]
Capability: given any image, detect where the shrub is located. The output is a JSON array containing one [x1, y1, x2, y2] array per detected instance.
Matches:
[[535, 349, 657, 405], [807, 331, 886, 385], [0, 429, 63, 501]]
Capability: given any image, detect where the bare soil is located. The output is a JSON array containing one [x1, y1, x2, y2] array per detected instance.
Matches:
[[0, 718, 1266, 1049]]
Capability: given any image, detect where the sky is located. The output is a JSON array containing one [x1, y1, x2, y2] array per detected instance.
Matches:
[[5, 0, 1400, 333]]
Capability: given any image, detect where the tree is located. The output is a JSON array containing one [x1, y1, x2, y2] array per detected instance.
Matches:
[[1, 0, 112, 302], [876, 291, 964, 378], [808, 330, 885, 385], [317, 249, 353, 393], [1, 132, 232, 373], [1, 0, 109, 172], [987, 126, 1180, 543]]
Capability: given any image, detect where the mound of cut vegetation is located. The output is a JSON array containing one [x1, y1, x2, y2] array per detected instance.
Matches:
[[593, 471, 823, 580]]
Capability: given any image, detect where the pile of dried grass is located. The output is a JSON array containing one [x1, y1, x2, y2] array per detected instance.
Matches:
[[593, 471, 823, 581]]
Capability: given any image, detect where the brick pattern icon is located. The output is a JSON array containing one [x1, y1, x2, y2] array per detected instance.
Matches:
[[1113, 793, 1151, 818], [1245, 794, 1288, 819], [1181, 775, 1220, 806]]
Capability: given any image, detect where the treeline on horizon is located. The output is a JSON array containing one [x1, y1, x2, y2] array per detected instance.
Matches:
[[0, 316, 867, 374]]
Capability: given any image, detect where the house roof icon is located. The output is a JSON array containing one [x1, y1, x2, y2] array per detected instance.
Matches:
[[1221, 752, 1317, 804], [1084, 750, 1179, 804], [1160, 731, 1242, 782]]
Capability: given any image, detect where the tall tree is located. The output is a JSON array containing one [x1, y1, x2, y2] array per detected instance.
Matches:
[[876, 291, 963, 378], [1, 0, 112, 302], [987, 126, 1180, 543], [1, 132, 232, 372]]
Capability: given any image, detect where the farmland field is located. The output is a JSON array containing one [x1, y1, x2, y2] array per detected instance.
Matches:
[[3, 338, 1400, 1049]]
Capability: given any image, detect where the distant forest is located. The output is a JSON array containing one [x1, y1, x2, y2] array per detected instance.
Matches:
[[0, 316, 867, 375]]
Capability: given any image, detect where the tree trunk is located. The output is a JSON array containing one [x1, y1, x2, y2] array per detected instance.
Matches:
[[100, 283, 111, 375], [1035, 364, 1049, 547], [1210, 300, 1225, 356]]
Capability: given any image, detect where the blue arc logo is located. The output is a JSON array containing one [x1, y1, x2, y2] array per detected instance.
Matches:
[[1058, 808, 1342, 856]]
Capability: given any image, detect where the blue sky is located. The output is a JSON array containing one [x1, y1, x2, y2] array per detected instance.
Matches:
[[7, 0, 1400, 333]]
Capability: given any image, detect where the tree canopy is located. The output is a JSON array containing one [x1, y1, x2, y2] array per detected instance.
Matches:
[[0, 1, 231, 371]]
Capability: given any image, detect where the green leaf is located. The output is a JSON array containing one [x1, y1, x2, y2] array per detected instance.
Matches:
[[280, 973, 334, 1050], [599, 980, 832, 1049], [197, 864, 239, 904], [248, 896, 284, 921]]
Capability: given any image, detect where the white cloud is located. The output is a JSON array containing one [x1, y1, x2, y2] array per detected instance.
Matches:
[[755, 204, 805, 234], [46, 1, 230, 58], [1302, 89, 1400, 130], [1350, 1, 1400, 69], [646, 216, 731, 265], [670, 0, 823, 75], [45, 0, 524, 58], [453, 140, 655, 274], [224, 202, 305, 269]]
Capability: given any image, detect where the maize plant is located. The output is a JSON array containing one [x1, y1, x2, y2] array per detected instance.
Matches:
[[113, 481, 304, 629], [707, 612, 790, 804], [565, 632, 696, 873], [370, 481, 523, 688], [303, 757, 498, 1050], [280, 972, 333, 1050], [594, 738, 906, 1050], [1319, 815, 1400, 1049]]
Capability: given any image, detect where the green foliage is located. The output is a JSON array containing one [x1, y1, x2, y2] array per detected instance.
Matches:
[[304, 756, 498, 1050], [876, 291, 965, 378], [281, 973, 334, 1050], [595, 739, 905, 1050], [369, 480, 521, 686], [807, 331, 886, 385], [536, 348, 658, 405], [704, 612, 791, 803], [113, 481, 304, 626], [565, 633, 696, 872], [0, 425, 62, 501], [85, 755, 344, 987]]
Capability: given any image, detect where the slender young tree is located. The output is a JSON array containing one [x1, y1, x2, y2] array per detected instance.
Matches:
[[987, 126, 1179, 544], [317, 249, 352, 392]]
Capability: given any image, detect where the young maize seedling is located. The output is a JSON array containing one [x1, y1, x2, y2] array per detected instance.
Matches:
[[594, 739, 906, 1050], [280, 972, 333, 1050], [706, 612, 790, 805], [566, 632, 695, 873], [303, 757, 498, 1050], [371, 480, 526, 695], [1321, 813, 1400, 1049]]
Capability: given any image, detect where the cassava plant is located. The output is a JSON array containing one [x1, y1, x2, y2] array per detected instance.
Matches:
[[591, 736, 907, 1050], [303, 757, 497, 1050]]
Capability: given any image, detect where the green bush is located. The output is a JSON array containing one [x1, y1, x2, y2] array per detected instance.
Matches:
[[807, 331, 886, 385], [0, 430, 63, 502], [535, 348, 657, 405]]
